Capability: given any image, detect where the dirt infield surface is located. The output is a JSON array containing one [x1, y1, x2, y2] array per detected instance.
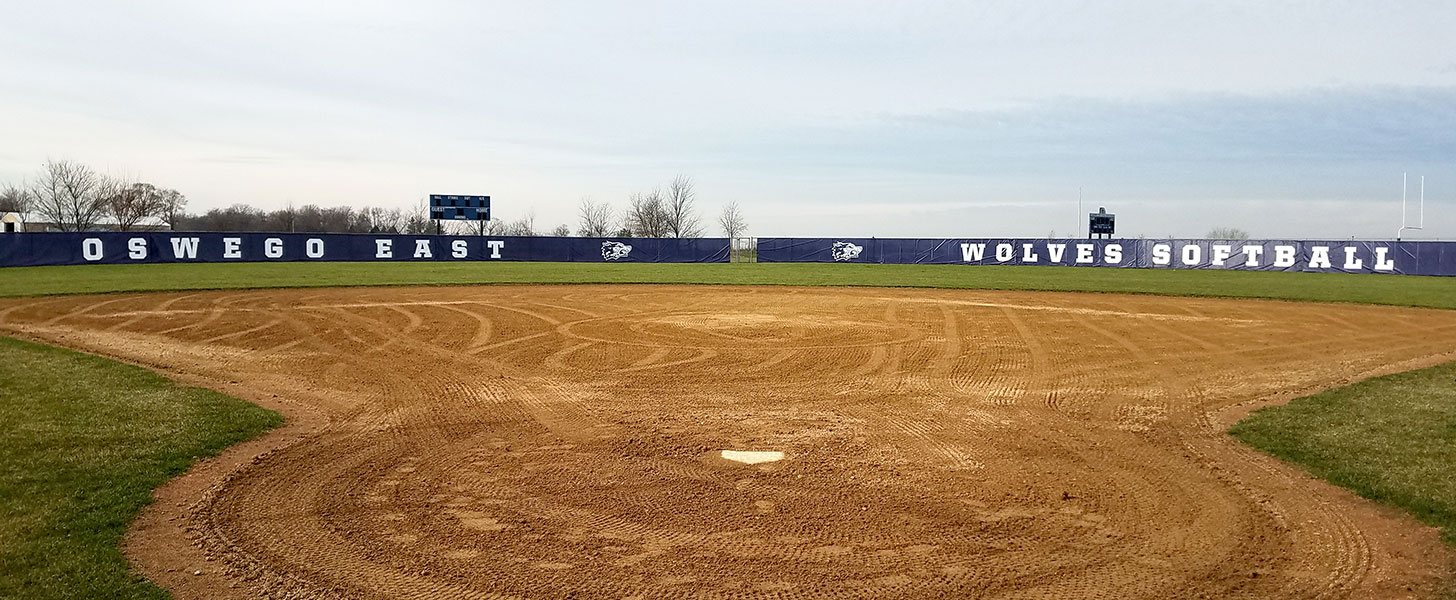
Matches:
[[3, 285, 1455, 599]]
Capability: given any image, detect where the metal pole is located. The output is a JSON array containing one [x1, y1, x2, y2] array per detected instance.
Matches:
[[1397, 172, 1428, 240], [1077, 187, 1083, 239], [1398, 172, 1406, 240]]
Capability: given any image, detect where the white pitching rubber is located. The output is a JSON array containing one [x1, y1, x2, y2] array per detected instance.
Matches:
[[720, 450, 784, 464]]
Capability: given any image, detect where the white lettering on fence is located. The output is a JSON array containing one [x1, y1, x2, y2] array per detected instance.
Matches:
[[1047, 243, 1066, 263], [1212, 245, 1232, 266], [1375, 247, 1395, 271], [959, 243, 985, 262], [1104, 244, 1123, 264], [170, 237, 199, 259], [1343, 247, 1363, 270], [1180, 244, 1200, 266], [1240, 245, 1263, 267], [1076, 244, 1095, 264], [1152, 244, 1171, 265], [52, 237, 1412, 273], [1273, 245, 1296, 267], [223, 238, 242, 259], [1309, 246, 1331, 269], [82, 238, 103, 261], [306, 238, 325, 258], [995, 243, 1013, 262]]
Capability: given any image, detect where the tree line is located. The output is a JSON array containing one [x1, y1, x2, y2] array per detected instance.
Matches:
[[578, 175, 747, 238], [3, 161, 749, 237], [2, 160, 187, 232]]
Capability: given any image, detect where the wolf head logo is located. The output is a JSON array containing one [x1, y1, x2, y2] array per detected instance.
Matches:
[[831, 241, 863, 262], [601, 241, 633, 261]]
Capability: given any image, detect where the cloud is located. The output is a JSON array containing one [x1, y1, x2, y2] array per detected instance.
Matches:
[[703, 87, 1456, 171]]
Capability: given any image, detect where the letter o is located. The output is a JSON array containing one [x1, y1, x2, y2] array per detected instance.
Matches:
[[306, 238, 325, 259], [82, 238, 104, 261], [995, 243, 1014, 262], [1181, 244, 1202, 266]]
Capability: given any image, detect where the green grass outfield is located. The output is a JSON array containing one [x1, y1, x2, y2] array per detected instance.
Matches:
[[1231, 361, 1456, 548], [3, 261, 1456, 309], [2, 262, 1454, 597], [0, 337, 281, 600]]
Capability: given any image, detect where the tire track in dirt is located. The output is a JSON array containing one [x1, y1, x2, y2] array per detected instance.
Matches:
[[997, 305, 1056, 410], [105, 292, 204, 332]]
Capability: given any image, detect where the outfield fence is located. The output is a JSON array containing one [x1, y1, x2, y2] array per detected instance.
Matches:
[[0, 232, 730, 266], [2, 233, 1454, 276], [759, 238, 1456, 276]]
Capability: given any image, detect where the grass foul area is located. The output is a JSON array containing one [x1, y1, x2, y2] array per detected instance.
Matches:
[[2, 261, 1456, 309], [1231, 361, 1456, 548], [0, 337, 281, 600]]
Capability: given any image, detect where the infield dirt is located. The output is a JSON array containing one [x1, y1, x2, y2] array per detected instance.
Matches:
[[2, 285, 1454, 599]]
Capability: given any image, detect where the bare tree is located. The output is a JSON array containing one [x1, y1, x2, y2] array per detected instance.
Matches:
[[293, 204, 325, 232], [106, 182, 171, 231], [157, 188, 187, 230], [437, 220, 475, 236], [625, 189, 669, 237], [718, 201, 746, 238], [577, 197, 615, 237], [191, 204, 266, 231], [403, 199, 434, 234], [29, 160, 111, 231], [384, 209, 407, 234], [663, 175, 702, 238], [0, 183, 31, 213], [1205, 227, 1251, 240], [350, 208, 375, 232], [550, 224, 571, 237], [324, 206, 362, 232], [356, 206, 404, 233], [477, 214, 500, 235], [267, 201, 298, 232], [504, 210, 537, 236]]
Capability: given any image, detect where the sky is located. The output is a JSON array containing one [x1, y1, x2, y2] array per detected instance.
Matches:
[[1, 1, 1454, 239]]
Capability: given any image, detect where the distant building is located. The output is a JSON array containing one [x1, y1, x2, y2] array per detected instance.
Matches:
[[6, 213, 169, 233]]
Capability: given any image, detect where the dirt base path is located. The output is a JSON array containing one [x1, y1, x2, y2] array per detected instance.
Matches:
[[3, 285, 1454, 599]]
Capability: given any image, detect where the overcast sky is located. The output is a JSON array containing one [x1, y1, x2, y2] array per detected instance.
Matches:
[[2, 1, 1454, 239]]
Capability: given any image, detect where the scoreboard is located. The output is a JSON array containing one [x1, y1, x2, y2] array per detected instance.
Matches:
[[1088, 207, 1115, 238], [430, 195, 490, 221]]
